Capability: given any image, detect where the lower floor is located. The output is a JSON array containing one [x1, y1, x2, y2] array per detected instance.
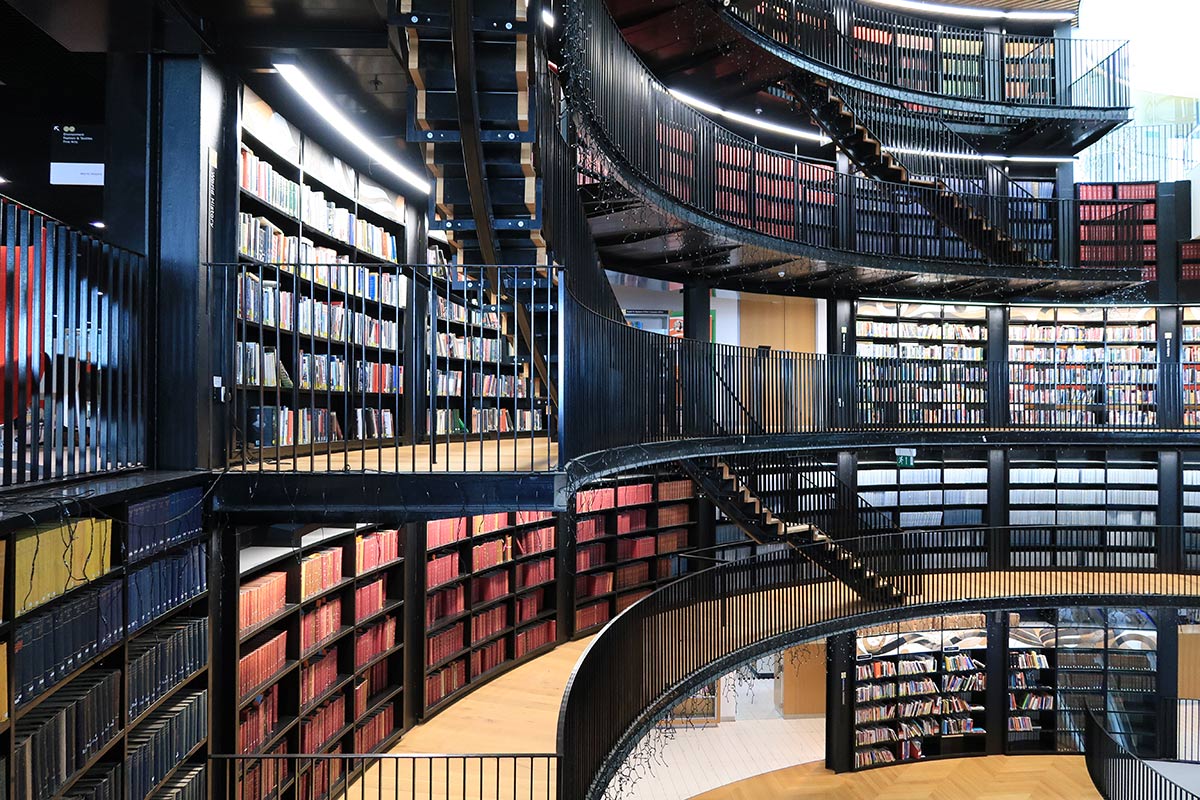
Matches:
[[353, 633, 1105, 800]]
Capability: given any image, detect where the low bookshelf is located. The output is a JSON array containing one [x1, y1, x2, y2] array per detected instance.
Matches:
[[421, 512, 559, 717], [4, 477, 213, 800], [227, 523, 405, 800]]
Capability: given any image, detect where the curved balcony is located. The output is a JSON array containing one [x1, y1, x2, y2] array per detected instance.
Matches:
[[564, 0, 1146, 297], [716, 0, 1130, 121], [555, 528, 1200, 799]]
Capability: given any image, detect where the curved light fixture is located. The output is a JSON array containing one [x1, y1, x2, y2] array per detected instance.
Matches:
[[862, 0, 1076, 22], [273, 61, 432, 195], [668, 88, 831, 144], [669, 87, 1074, 163]]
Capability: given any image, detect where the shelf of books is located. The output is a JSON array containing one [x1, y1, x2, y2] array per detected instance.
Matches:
[[422, 512, 558, 716], [856, 449, 988, 530], [1008, 449, 1159, 568], [1008, 305, 1159, 427], [235, 86, 409, 462], [1183, 307, 1200, 426], [854, 300, 988, 426], [5, 480, 212, 800], [1003, 41, 1055, 105], [1076, 182, 1158, 279], [422, 273, 548, 439], [1182, 455, 1200, 571], [233, 523, 404, 800], [572, 474, 698, 634], [1007, 607, 1159, 755], [851, 615, 989, 770]]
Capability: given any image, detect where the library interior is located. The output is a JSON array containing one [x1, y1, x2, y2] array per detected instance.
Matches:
[[5, 0, 1200, 798]]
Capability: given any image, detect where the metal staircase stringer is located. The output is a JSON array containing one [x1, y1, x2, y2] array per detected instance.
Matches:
[[680, 458, 905, 603]]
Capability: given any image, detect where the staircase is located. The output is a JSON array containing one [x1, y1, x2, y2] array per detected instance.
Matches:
[[789, 74, 1042, 267], [681, 458, 905, 602]]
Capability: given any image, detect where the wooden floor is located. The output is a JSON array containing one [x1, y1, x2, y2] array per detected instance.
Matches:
[[336, 564, 1200, 799], [690, 756, 1101, 800], [234, 437, 558, 473], [346, 638, 590, 800]]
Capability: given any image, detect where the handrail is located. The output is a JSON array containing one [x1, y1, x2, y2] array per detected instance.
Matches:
[[562, 0, 1133, 273], [719, 0, 1130, 111], [1085, 700, 1200, 800], [1, 195, 150, 489], [561, 289, 1189, 467], [557, 526, 1200, 799]]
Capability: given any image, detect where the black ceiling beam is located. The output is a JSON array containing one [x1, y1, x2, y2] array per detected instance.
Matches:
[[226, 23, 388, 50]]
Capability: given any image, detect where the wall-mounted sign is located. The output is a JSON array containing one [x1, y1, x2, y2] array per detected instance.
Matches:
[[896, 447, 916, 468], [50, 123, 105, 186]]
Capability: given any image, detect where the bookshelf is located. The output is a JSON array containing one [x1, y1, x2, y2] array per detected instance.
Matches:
[[856, 448, 988, 530], [1008, 449, 1159, 567], [850, 615, 989, 770], [421, 513, 559, 716], [228, 523, 405, 800], [1003, 40, 1055, 105], [571, 473, 699, 634], [1007, 607, 1159, 755], [3, 478, 212, 800], [854, 300, 988, 426], [421, 267, 549, 439], [1007, 305, 1159, 427], [1183, 307, 1200, 426], [1076, 182, 1158, 280], [1182, 455, 1200, 571], [235, 86, 409, 462]]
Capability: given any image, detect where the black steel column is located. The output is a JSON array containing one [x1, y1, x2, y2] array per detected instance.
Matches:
[[559, 506, 578, 638], [985, 611, 1006, 755], [1160, 450, 1183, 572], [1157, 181, 1191, 302], [825, 632, 854, 773], [1161, 305, 1183, 429], [403, 521, 428, 726], [987, 306, 1008, 427], [154, 55, 236, 470], [1056, 162, 1078, 269], [987, 449, 1010, 567]]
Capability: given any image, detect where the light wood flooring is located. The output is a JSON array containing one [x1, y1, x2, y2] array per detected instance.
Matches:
[[690, 756, 1101, 800], [345, 638, 590, 800], [234, 437, 558, 473]]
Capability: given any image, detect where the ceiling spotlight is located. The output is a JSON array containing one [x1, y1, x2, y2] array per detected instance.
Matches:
[[0, 176, 9, 185], [90, 221, 106, 229]]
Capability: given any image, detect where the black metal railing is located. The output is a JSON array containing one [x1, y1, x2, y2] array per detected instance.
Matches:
[[720, 451, 898, 539], [1086, 699, 1200, 800], [208, 262, 561, 473], [558, 527, 1200, 800], [563, 0, 1130, 271], [0, 195, 149, 488], [562, 294, 1183, 464], [723, 0, 1130, 110], [212, 752, 559, 800]]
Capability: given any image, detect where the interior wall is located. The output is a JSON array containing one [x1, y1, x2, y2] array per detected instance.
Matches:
[[738, 295, 821, 352], [774, 642, 827, 716]]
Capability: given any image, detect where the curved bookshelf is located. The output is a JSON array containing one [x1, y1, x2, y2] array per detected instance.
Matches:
[[563, 0, 1143, 290], [715, 0, 1129, 117]]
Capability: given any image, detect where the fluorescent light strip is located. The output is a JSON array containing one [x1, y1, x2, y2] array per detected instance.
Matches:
[[889, 145, 1076, 164], [669, 88, 1072, 163], [274, 62, 432, 195], [668, 88, 830, 144], [862, 0, 1076, 22]]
